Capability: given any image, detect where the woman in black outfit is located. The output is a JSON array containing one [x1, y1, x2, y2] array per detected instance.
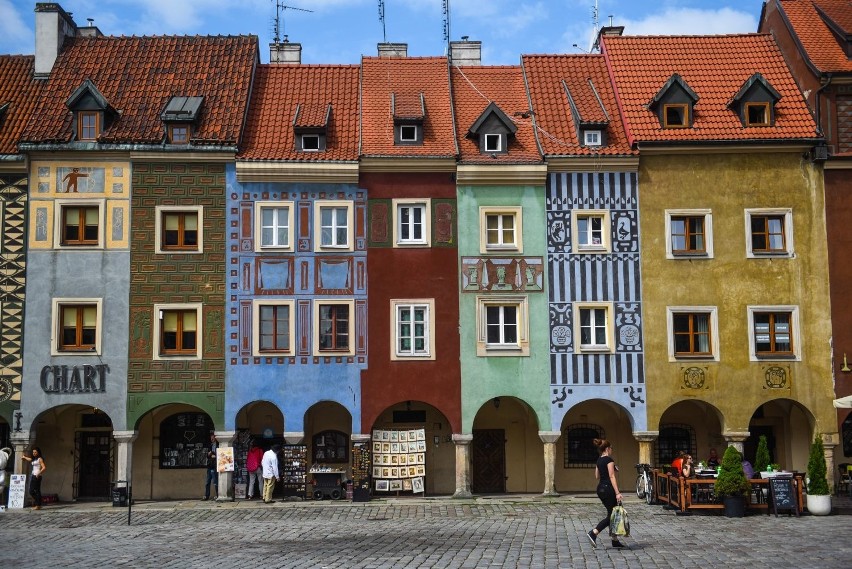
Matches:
[[587, 438, 625, 548]]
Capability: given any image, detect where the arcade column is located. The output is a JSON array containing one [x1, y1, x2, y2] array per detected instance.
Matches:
[[452, 434, 472, 499], [539, 431, 560, 497]]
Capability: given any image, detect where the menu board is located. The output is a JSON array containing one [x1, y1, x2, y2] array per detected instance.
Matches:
[[769, 475, 799, 516], [159, 413, 212, 469], [371, 428, 426, 494]]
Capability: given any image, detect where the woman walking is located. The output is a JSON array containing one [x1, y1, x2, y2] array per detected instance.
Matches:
[[22, 447, 46, 510], [587, 438, 625, 548]]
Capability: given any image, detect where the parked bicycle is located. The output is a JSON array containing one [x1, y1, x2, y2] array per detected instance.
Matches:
[[635, 463, 654, 504]]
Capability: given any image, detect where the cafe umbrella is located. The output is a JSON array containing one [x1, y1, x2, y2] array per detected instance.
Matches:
[[833, 395, 852, 408]]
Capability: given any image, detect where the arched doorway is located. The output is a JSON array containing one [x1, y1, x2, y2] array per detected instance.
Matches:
[[657, 400, 723, 469], [746, 398, 815, 472]]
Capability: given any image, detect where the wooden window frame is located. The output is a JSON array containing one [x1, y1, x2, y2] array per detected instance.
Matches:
[[745, 102, 770, 127], [155, 206, 204, 254], [252, 299, 295, 356], [666, 209, 713, 258], [313, 300, 355, 356], [51, 298, 102, 355], [154, 304, 202, 359], [168, 124, 190, 145], [60, 204, 100, 247], [748, 306, 799, 360], [663, 103, 690, 128], [745, 208, 792, 258], [666, 306, 719, 361], [77, 111, 100, 141]]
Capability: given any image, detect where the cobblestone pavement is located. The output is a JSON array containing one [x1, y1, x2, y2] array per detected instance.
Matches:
[[1, 495, 850, 568]]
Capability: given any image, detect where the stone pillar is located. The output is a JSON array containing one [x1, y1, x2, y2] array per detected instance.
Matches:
[[283, 432, 305, 445], [723, 431, 751, 454], [112, 431, 138, 491], [634, 432, 659, 466], [9, 430, 32, 475], [452, 434, 473, 498], [215, 430, 236, 501], [539, 431, 561, 497], [822, 433, 839, 491]]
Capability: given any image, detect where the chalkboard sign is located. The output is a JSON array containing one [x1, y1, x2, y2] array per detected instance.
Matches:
[[159, 413, 213, 469], [768, 475, 799, 517]]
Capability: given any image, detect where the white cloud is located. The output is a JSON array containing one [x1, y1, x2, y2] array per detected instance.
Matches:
[[0, 0, 33, 55], [621, 8, 757, 36]]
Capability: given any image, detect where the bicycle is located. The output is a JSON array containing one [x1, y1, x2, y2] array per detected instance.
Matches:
[[635, 463, 654, 504]]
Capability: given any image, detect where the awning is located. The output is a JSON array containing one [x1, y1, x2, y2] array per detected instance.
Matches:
[[833, 395, 852, 409]]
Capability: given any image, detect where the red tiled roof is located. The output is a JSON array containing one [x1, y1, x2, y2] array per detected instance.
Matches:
[[522, 54, 634, 156], [239, 64, 359, 161], [450, 65, 541, 164], [393, 93, 424, 120], [21, 35, 258, 146], [601, 34, 818, 144], [778, 0, 852, 73], [360, 57, 457, 157], [293, 103, 330, 129], [0, 55, 42, 155]]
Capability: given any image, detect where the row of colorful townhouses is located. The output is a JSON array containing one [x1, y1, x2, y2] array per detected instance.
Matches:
[[0, 0, 849, 501]]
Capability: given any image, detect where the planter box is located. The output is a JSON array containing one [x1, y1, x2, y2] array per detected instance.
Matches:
[[806, 494, 831, 516]]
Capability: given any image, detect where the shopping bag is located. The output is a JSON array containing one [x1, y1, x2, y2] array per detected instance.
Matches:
[[610, 503, 630, 537]]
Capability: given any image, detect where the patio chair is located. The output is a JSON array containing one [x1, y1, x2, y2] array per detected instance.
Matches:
[[838, 463, 850, 495]]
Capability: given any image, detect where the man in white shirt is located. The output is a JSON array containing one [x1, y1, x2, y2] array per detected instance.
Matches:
[[261, 444, 281, 503]]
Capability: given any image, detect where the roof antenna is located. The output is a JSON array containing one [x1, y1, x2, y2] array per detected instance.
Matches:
[[378, 0, 386, 43], [587, 0, 599, 53], [442, 0, 451, 55], [271, 1, 313, 44]]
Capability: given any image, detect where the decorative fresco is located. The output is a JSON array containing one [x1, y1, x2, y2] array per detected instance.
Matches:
[[0, 175, 27, 405], [461, 257, 543, 292]]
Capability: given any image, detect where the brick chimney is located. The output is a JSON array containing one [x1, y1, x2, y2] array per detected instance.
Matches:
[[450, 37, 481, 66], [270, 39, 302, 64], [378, 43, 407, 57], [35, 3, 78, 78]]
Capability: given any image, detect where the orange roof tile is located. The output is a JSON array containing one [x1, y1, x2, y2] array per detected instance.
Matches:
[[601, 34, 818, 144], [360, 57, 457, 158], [450, 65, 541, 164], [0, 55, 42, 155], [778, 0, 852, 73], [293, 103, 331, 129], [21, 35, 258, 146], [522, 54, 634, 156], [239, 64, 359, 161], [393, 93, 425, 120]]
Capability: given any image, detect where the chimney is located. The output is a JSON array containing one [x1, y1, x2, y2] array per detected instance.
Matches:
[[35, 3, 78, 78], [592, 25, 625, 52], [450, 37, 481, 66], [378, 43, 407, 58], [78, 18, 103, 38], [270, 39, 302, 64]]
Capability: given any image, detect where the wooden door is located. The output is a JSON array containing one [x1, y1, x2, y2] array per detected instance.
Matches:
[[78, 431, 112, 499], [472, 429, 505, 493]]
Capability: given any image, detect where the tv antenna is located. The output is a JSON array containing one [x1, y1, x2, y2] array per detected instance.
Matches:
[[271, 1, 313, 43], [442, 0, 451, 50], [378, 0, 386, 43], [588, 0, 599, 52]]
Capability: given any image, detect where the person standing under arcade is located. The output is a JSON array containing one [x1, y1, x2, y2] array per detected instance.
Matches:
[[22, 447, 46, 510]]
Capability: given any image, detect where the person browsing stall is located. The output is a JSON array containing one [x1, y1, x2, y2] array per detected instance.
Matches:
[[261, 444, 281, 504]]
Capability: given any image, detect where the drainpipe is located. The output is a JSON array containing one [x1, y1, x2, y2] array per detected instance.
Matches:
[[814, 73, 833, 138]]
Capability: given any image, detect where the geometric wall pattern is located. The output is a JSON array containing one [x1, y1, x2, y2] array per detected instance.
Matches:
[[0, 174, 26, 403]]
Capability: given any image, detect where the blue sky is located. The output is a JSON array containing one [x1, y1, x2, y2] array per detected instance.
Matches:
[[1, 0, 768, 64]]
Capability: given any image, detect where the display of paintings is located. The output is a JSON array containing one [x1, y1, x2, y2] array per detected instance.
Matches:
[[371, 428, 427, 492]]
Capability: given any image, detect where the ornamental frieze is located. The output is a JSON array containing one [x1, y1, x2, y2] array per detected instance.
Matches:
[[461, 257, 543, 292]]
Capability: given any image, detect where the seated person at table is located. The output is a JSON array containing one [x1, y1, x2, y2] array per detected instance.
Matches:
[[742, 459, 755, 479], [706, 448, 719, 468], [682, 455, 696, 479], [671, 451, 685, 475]]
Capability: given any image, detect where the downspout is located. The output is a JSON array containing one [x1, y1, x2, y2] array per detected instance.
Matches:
[[815, 73, 833, 138]]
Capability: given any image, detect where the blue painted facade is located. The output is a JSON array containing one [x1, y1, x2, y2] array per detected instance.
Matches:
[[224, 166, 368, 432], [547, 171, 647, 431]]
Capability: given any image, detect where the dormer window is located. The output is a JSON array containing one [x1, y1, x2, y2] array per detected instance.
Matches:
[[293, 103, 330, 153], [564, 79, 611, 148], [161, 96, 204, 146], [66, 79, 114, 143], [584, 130, 602, 147], [393, 92, 425, 146], [729, 74, 781, 128], [649, 74, 699, 130], [468, 101, 516, 156]]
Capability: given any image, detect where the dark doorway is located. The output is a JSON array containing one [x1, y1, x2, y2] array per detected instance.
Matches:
[[472, 429, 505, 493], [78, 431, 112, 499], [744, 425, 776, 465]]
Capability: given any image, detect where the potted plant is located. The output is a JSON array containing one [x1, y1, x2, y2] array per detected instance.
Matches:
[[714, 445, 751, 517], [806, 434, 831, 516], [754, 435, 771, 477]]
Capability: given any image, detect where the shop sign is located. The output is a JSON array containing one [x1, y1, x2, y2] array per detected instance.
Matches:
[[40, 364, 109, 393]]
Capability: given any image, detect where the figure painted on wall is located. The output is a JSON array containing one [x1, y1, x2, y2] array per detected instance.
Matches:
[[62, 168, 89, 193], [434, 202, 453, 244], [131, 310, 151, 355]]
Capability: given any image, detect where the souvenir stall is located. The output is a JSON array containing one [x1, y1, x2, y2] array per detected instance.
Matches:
[[371, 428, 426, 495]]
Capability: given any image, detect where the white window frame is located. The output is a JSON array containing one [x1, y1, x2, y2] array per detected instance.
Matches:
[[479, 206, 523, 254], [54, 198, 106, 250], [390, 299, 435, 360], [252, 299, 296, 357], [666, 306, 720, 361], [313, 200, 354, 251], [154, 205, 204, 254], [301, 133, 320, 152], [313, 299, 356, 356], [254, 201, 294, 252], [153, 303, 203, 360], [476, 295, 530, 356], [399, 124, 418, 142], [745, 208, 793, 258], [392, 199, 431, 247], [584, 130, 601, 146], [572, 210, 610, 253], [665, 209, 714, 259], [573, 302, 614, 354], [746, 305, 801, 361], [51, 298, 103, 356], [484, 133, 502, 152]]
